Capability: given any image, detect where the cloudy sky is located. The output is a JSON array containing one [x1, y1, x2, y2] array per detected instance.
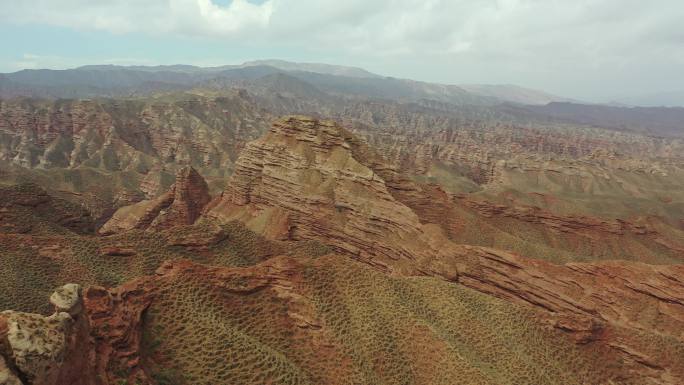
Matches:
[[1, 0, 683, 101]]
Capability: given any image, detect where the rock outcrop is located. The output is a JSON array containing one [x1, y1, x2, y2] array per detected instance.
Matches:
[[0, 284, 92, 385], [208, 116, 449, 276], [98, 191, 174, 235], [99, 166, 211, 235], [0, 282, 154, 385], [459, 198, 655, 235], [149, 166, 211, 230], [452, 245, 684, 384], [84, 283, 153, 385], [0, 183, 94, 235], [49, 284, 83, 316], [445, 193, 684, 264]]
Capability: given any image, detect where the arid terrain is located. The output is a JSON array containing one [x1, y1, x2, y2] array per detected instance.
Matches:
[[1, 62, 683, 385]]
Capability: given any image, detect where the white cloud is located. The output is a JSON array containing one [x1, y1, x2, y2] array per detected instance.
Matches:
[[0, 0, 274, 37], [2, 0, 682, 59]]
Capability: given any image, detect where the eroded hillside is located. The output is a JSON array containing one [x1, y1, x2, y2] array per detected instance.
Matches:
[[1, 116, 683, 385]]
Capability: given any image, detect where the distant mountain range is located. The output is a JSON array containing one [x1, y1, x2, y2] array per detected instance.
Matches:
[[613, 90, 684, 108], [459, 84, 577, 106], [5, 59, 684, 108], [1, 59, 683, 138], [526, 102, 684, 137], [0, 59, 571, 106]]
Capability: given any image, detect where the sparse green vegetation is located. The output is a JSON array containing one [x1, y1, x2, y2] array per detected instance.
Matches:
[[134, 255, 625, 385]]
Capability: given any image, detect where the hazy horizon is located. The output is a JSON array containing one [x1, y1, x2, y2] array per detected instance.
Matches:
[[2, 1, 684, 103]]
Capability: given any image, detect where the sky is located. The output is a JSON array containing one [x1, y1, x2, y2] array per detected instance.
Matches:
[[0, 0, 683, 102]]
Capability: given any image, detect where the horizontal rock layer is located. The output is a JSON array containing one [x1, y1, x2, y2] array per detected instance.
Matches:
[[208, 116, 446, 275], [452, 245, 684, 384]]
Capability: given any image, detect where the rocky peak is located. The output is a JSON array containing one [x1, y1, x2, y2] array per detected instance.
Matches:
[[208, 116, 451, 277], [164, 166, 212, 227], [99, 166, 211, 235]]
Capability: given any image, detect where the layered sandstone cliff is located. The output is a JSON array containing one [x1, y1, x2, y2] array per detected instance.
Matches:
[[207, 116, 450, 276], [458, 197, 660, 236]]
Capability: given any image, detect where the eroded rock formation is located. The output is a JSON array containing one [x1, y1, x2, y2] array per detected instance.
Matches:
[[0, 284, 91, 385], [84, 283, 152, 385], [459, 198, 654, 235], [99, 166, 210, 235], [0, 282, 154, 385], [208, 115, 449, 276], [452, 245, 684, 384], [0, 183, 94, 235], [0, 95, 269, 171]]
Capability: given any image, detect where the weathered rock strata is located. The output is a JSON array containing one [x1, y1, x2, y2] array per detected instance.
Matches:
[[0, 95, 269, 171], [452, 245, 684, 384], [99, 166, 210, 234], [84, 283, 152, 385], [459, 197, 655, 236], [208, 116, 446, 275], [2, 113, 684, 384], [0, 183, 94, 235], [148, 166, 211, 230]]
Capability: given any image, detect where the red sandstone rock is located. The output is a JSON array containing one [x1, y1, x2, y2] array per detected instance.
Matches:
[[459, 197, 656, 236], [204, 116, 684, 384], [448, 245, 684, 384], [207, 116, 446, 275], [149, 166, 211, 230], [99, 166, 210, 234], [2, 112, 683, 384], [84, 283, 153, 385]]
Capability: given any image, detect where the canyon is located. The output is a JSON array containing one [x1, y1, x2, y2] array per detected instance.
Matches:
[[0, 63, 683, 385]]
